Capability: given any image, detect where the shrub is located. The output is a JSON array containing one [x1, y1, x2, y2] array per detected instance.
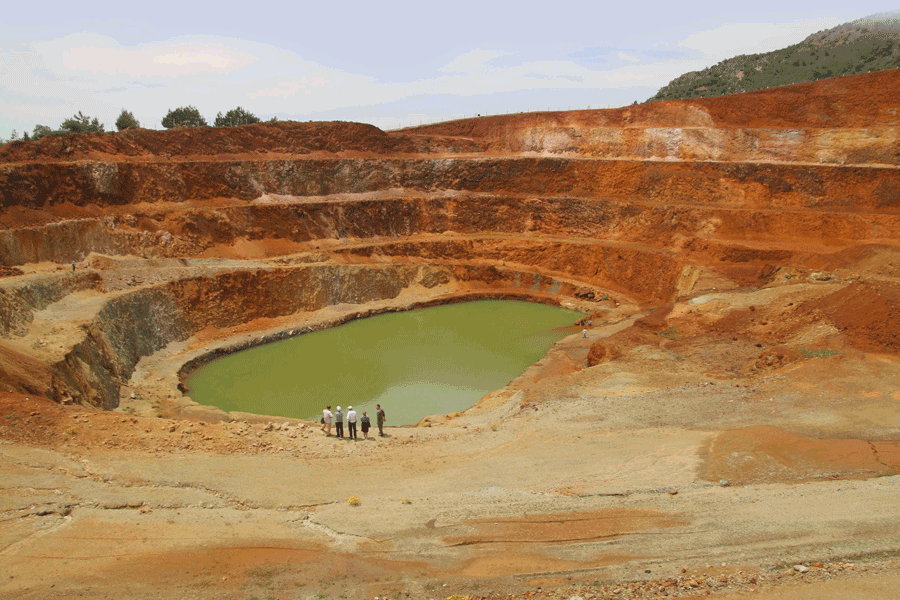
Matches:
[[214, 106, 261, 127], [161, 106, 208, 129], [32, 125, 55, 140], [115, 109, 140, 131], [60, 111, 105, 134]]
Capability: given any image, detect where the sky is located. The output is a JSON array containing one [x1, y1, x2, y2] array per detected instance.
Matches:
[[1, 2, 898, 137]]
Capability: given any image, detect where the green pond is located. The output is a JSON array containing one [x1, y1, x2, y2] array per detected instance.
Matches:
[[186, 300, 580, 425]]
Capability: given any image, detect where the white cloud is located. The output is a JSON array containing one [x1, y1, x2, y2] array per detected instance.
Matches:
[[248, 77, 330, 99], [677, 18, 845, 59], [617, 52, 641, 64], [440, 49, 510, 73], [520, 60, 589, 79], [35, 33, 258, 79], [152, 48, 250, 72]]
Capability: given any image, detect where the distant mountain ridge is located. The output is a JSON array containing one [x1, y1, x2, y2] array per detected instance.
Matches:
[[650, 12, 900, 101]]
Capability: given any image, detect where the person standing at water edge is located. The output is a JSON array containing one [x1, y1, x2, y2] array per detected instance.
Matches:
[[360, 411, 371, 439], [322, 405, 333, 436], [376, 404, 386, 436], [346, 406, 357, 440], [334, 406, 344, 438]]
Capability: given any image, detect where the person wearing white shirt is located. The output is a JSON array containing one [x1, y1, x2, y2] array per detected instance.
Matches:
[[346, 406, 358, 440], [322, 406, 333, 436]]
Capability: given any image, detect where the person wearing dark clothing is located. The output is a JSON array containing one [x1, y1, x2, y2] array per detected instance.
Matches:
[[334, 406, 344, 438], [360, 411, 371, 439], [376, 404, 386, 436]]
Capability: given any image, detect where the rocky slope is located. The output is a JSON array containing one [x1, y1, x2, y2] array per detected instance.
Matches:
[[650, 13, 900, 100]]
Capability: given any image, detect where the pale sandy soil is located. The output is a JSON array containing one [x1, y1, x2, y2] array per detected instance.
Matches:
[[1, 278, 899, 600]]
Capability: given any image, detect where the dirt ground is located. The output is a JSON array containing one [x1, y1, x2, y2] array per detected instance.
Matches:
[[2, 274, 899, 600]]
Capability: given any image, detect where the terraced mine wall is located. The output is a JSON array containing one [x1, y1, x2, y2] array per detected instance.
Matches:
[[1, 69, 899, 411], [3, 191, 900, 297], [2, 160, 900, 272], [0, 271, 101, 337], [508, 127, 900, 164], [3, 157, 900, 211]]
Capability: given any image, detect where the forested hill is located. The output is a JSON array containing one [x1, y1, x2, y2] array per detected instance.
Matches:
[[649, 12, 900, 101]]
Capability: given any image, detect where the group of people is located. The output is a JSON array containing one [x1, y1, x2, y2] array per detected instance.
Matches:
[[321, 403, 386, 439]]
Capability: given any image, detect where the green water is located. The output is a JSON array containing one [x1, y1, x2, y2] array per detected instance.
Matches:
[[186, 300, 580, 425]]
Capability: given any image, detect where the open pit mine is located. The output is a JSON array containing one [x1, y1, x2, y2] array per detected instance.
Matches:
[[1, 70, 899, 600]]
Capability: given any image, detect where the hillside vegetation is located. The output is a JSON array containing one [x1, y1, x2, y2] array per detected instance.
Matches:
[[650, 12, 900, 101]]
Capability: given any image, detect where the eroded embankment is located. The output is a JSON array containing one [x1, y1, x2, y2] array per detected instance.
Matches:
[[0, 261, 610, 410], [3, 157, 899, 212], [0, 270, 101, 336], [406, 69, 900, 135], [0, 120, 485, 164], [449, 126, 900, 165], [4, 194, 900, 277]]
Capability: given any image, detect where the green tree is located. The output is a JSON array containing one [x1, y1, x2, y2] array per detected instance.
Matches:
[[161, 106, 208, 128], [213, 106, 261, 127], [32, 125, 54, 140], [115, 109, 140, 131], [60, 111, 105, 134]]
